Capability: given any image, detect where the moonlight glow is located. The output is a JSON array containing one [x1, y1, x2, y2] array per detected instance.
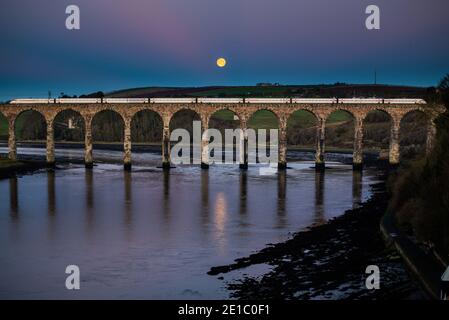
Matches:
[[216, 58, 227, 68]]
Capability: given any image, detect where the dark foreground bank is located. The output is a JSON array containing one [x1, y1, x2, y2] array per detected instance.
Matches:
[[209, 168, 427, 300], [0, 158, 47, 180]]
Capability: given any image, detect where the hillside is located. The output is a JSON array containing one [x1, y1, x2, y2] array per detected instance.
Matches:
[[81, 83, 432, 99]]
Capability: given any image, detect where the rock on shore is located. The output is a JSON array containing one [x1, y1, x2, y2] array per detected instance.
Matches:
[[209, 172, 427, 300]]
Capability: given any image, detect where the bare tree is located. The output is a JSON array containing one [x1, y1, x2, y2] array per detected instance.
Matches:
[[438, 73, 449, 108]]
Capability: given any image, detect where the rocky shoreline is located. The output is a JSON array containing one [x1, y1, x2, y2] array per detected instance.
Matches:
[[209, 169, 427, 300], [0, 158, 47, 180]]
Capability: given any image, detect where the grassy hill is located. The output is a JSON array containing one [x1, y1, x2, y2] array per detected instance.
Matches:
[[97, 83, 431, 99]]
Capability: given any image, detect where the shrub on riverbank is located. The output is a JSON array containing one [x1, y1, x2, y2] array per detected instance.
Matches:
[[389, 75, 449, 259]]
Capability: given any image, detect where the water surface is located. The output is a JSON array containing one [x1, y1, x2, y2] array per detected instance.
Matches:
[[0, 147, 376, 299]]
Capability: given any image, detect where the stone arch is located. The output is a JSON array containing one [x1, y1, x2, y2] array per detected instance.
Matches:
[[286, 109, 319, 150], [247, 109, 280, 165], [169, 108, 201, 134], [221, 107, 246, 125], [209, 108, 241, 129], [208, 109, 241, 164], [325, 107, 356, 121], [14, 109, 47, 142], [247, 108, 280, 129], [400, 108, 429, 122], [362, 109, 392, 159], [131, 109, 163, 144], [325, 109, 355, 157], [128, 107, 164, 123], [14, 107, 47, 119], [288, 107, 320, 122], [53, 109, 86, 142], [247, 107, 281, 129], [0, 111, 8, 143], [168, 108, 202, 165], [91, 106, 127, 125], [92, 109, 125, 143], [399, 109, 429, 159], [362, 107, 393, 120]]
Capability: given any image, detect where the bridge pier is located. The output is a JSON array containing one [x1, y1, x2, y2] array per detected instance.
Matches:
[[389, 120, 400, 166], [162, 127, 171, 170], [85, 119, 93, 169], [353, 117, 363, 170], [123, 119, 132, 171], [315, 118, 325, 171], [8, 118, 17, 161], [278, 123, 287, 170], [46, 119, 55, 167]]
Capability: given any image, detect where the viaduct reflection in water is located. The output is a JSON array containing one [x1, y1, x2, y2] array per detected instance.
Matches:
[[314, 170, 326, 226], [352, 170, 363, 208], [7, 167, 365, 231], [85, 168, 95, 237], [9, 177, 18, 219], [0, 164, 372, 299], [124, 170, 133, 241]]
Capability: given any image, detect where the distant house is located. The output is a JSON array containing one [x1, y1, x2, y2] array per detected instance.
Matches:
[[256, 82, 281, 87]]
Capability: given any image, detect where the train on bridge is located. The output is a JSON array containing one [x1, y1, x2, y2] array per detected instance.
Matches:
[[9, 98, 427, 105]]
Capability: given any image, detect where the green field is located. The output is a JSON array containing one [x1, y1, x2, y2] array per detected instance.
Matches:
[[102, 83, 427, 100], [0, 115, 7, 139], [0, 111, 33, 139], [327, 110, 352, 122], [213, 109, 351, 130], [211, 109, 236, 121]]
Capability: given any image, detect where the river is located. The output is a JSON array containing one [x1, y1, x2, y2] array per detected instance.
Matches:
[[0, 146, 378, 299]]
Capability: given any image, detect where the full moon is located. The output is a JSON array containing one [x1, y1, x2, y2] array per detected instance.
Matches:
[[216, 57, 226, 68]]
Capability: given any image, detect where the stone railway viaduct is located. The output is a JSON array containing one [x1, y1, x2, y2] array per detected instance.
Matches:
[[0, 98, 443, 170]]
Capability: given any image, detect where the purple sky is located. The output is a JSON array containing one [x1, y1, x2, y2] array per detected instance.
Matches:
[[1, 0, 448, 100]]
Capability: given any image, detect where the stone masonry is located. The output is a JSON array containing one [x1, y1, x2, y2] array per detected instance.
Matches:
[[0, 102, 443, 170]]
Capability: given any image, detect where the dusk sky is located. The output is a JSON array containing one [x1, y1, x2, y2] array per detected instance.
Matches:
[[1, 0, 448, 101]]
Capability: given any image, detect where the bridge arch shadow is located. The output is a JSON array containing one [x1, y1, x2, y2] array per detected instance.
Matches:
[[209, 109, 241, 164], [131, 109, 163, 166], [286, 109, 318, 162], [248, 109, 279, 164], [399, 109, 429, 160], [362, 109, 392, 162], [0, 112, 7, 156], [325, 109, 354, 162], [14, 110, 47, 159], [53, 109, 86, 162], [91, 109, 125, 164], [169, 109, 201, 164]]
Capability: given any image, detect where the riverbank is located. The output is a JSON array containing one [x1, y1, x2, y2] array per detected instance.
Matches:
[[0, 141, 162, 153], [381, 210, 446, 299], [208, 168, 427, 299], [0, 141, 383, 155], [0, 158, 47, 180]]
